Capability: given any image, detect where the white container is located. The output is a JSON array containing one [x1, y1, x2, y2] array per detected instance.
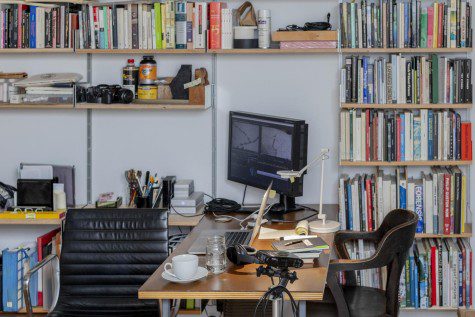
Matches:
[[53, 183, 67, 212], [258, 10, 271, 49]]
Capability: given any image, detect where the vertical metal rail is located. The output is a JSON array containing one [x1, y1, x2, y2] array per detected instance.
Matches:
[[211, 52, 218, 198], [86, 53, 93, 204]]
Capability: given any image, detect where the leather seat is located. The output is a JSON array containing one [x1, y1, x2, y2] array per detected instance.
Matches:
[[47, 209, 168, 317], [307, 286, 388, 317]]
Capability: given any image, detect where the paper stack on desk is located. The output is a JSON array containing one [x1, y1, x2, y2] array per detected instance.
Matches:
[[271, 237, 329, 263]]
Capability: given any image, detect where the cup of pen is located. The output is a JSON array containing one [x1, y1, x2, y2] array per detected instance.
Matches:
[[135, 194, 153, 208], [206, 235, 227, 274]]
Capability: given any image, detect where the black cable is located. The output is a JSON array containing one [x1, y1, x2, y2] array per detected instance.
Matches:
[[204, 198, 241, 213]]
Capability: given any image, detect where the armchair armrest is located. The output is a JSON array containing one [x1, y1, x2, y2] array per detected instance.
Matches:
[[329, 254, 383, 273], [334, 230, 382, 259], [23, 254, 59, 317]]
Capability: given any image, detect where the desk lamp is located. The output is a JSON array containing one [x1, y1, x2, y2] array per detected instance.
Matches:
[[277, 148, 340, 233]]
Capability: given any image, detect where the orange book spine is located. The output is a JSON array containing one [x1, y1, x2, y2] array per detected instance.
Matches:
[[208, 2, 222, 49]]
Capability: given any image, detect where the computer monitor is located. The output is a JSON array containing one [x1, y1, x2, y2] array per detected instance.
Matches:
[[228, 111, 308, 213]]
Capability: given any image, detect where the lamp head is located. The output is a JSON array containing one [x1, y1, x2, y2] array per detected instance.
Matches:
[[277, 170, 301, 179]]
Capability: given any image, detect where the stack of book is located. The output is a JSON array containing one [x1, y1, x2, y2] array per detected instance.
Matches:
[[77, 1, 207, 50], [338, 167, 468, 234], [0, 3, 77, 49], [340, 109, 472, 162], [271, 237, 330, 264], [340, 0, 473, 48], [400, 239, 472, 309], [341, 55, 472, 104]]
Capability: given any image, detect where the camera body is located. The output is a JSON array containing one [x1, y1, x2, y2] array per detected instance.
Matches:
[[255, 250, 304, 269], [77, 84, 134, 104]]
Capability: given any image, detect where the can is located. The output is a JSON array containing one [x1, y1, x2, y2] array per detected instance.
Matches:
[[258, 10, 271, 49], [138, 85, 158, 100], [139, 56, 157, 84], [122, 59, 139, 96]]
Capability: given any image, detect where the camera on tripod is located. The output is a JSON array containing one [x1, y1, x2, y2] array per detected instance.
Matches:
[[76, 84, 134, 104]]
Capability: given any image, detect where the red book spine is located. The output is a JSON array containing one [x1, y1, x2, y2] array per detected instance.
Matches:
[[437, 3, 444, 48], [443, 173, 451, 234], [431, 245, 437, 306], [365, 178, 373, 231], [208, 2, 222, 49], [396, 116, 401, 161], [17, 5, 23, 48], [427, 7, 434, 47], [365, 109, 371, 161], [468, 123, 472, 160], [462, 123, 468, 160]]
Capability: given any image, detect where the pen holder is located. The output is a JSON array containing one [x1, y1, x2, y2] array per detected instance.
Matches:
[[135, 195, 153, 208]]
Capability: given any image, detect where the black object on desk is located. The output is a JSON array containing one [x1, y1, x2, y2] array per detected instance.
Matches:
[[16, 178, 55, 208]]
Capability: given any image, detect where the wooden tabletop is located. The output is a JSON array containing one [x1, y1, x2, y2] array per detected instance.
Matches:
[[139, 205, 338, 301]]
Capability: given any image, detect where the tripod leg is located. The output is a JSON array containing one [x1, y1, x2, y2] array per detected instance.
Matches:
[[272, 296, 283, 317]]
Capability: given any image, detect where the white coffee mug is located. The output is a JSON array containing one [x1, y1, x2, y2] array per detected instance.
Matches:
[[164, 254, 199, 280]]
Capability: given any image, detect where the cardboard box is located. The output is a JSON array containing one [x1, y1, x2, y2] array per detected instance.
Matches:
[[272, 30, 337, 42], [458, 309, 475, 317]]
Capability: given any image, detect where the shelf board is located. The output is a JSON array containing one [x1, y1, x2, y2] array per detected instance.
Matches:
[[208, 48, 338, 54], [341, 103, 472, 109], [400, 306, 462, 311], [0, 218, 63, 225], [0, 103, 74, 109], [340, 160, 472, 166], [76, 48, 206, 54], [177, 309, 202, 315], [0, 307, 49, 315], [75, 101, 206, 110], [341, 47, 473, 53], [0, 48, 73, 53]]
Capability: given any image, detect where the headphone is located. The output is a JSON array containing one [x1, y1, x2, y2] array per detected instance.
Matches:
[[226, 244, 259, 266]]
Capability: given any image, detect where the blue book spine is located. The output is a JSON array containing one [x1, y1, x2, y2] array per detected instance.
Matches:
[[404, 4, 409, 47], [347, 182, 353, 230], [428, 110, 434, 160], [459, 251, 463, 306], [409, 254, 415, 307], [414, 259, 419, 308], [418, 254, 428, 308], [415, 184, 424, 233], [413, 119, 421, 160], [368, 64, 374, 103], [399, 181, 407, 209], [2, 248, 18, 312], [400, 113, 405, 161], [363, 57, 368, 103], [29, 6, 36, 48]]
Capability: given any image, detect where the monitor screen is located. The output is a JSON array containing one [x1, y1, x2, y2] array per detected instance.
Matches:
[[228, 111, 308, 197]]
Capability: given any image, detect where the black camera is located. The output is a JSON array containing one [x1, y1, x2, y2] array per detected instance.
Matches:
[[77, 84, 134, 104], [255, 250, 304, 269]]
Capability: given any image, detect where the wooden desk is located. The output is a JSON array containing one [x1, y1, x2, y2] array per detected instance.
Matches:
[[139, 204, 338, 317]]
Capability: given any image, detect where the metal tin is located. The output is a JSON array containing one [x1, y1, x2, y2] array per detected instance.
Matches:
[[139, 56, 157, 84], [138, 85, 158, 100]]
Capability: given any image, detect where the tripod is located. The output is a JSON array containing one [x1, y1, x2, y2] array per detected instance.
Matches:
[[255, 265, 299, 317]]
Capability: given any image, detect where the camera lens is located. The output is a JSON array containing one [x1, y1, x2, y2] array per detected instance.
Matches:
[[117, 89, 134, 104]]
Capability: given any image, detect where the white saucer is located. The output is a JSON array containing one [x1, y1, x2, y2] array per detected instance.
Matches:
[[162, 266, 208, 283]]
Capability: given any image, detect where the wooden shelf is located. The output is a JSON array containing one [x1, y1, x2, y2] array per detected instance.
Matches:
[[341, 103, 472, 109], [341, 47, 472, 53], [0, 103, 74, 109], [0, 218, 63, 225], [75, 101, 206, 110], [0, 306, 49, 315], [400, 306, 471, 311], [176, 309, 202, 315], [0, 48, 73, 53], [208, 48, 338, 54], [76, 48, 206, 54], [415, 224, 472, 239], [340, 160, 472, 166]]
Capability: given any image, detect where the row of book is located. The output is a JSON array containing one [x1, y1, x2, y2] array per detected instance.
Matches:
[[338, 167, 468, 235], [340, 0, 473, 49], [341, 55, 472, 105], [400, 239, 472, 308], [0, 3, 76, 49], [76, 1, 210, 50], [1, 228, 61, 312], [340, 109, 473, 162]]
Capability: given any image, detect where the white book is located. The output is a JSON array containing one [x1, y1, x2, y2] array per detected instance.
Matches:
[[340, 111, 347, 160], [376, 170, 384, 227], [355, 116, 361, 161], [461, 2, 467, 47], [408, 112, 414, 161], [98, 9, 104, 48], [423, 173, 433, 233], [79, 11, 84, 49], [340, 69, 346, 103], [151, 8, 156, 49], [221, 8, 233, 49], [352, 179, 360, 231], [432, 172, 438, 233], [338, 177, 347, 230], [117, 8, 124, 49], [147, 10, 152, 49], [138, 4, 143, 49], [443, 111, 449, 160], [361, 112, 366, 161], [345, 111, 350, 160], [88, 5, 95, 49], [358, 59, 363, 103], [442, 242, 449, 306], [193, 2, 207, 49], [127, 4, 132, 49], [390, 178, 396, 210], [60, 6, 65, 48], [382, 175, 391, 217], [407, 180, 415, 213], [404, 111, 411, 161], [421, 109, 428, 160], [399, 56, 406, 103], [357, 7, 362, 48], [36, 7, 43, 48]]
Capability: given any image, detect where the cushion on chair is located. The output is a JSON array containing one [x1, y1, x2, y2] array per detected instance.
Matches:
[[307, 286, 388, 317], [47, 209, 168, 317]]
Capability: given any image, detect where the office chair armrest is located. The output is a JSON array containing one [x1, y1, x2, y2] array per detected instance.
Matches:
[[329, 254, 384, 273], [334, 230, 381, 259], [23, 254, 59, 317]]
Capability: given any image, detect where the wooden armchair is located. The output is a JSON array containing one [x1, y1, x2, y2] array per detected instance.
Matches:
[[308, 209, 418, 317]]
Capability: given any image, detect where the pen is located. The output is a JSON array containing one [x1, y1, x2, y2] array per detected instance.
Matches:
[[284, 239, 303, 246]]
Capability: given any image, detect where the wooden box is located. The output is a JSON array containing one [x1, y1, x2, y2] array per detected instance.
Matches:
[[271, 30, 337, 42]]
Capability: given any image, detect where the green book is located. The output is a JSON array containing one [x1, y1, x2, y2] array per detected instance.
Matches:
[[103, 6, 108, 49], [431, 54, 439, 103], [185, 299, 194, 310], [420, 9, 428, 48], [154, 3, 162, 49]]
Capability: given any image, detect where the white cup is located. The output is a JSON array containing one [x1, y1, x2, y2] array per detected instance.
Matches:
[[164, 254, 199, 280]]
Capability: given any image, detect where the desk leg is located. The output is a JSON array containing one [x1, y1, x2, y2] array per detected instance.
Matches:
[[160, 299, 171, 317], [272, 297, 282, 317], [299, 300, 306, 317]]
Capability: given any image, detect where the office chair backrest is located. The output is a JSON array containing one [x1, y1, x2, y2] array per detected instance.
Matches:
[[58, 209, 168, 315], [376, 209, 418, 316]]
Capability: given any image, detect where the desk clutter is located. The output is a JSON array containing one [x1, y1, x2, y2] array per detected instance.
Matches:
[[1, 228, 61, 312]]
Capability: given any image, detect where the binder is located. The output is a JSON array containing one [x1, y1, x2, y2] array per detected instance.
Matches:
[[2, 244, 38, 312]]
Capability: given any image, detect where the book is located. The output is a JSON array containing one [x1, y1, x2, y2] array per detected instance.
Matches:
[[271, 237, 329, 253], [208, 2, 222, 49]]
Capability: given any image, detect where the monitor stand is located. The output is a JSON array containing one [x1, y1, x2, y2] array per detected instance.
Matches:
[[267, 195, 304, 216]]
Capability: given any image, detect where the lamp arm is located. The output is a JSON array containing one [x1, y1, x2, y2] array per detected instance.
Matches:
[[296, 148, 330, 177]]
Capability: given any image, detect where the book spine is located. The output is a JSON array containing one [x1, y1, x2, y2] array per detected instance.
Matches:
[[208, 2, 221, 49]]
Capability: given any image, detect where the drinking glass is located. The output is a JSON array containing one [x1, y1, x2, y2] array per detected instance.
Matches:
[[206, 235, 227, 274]]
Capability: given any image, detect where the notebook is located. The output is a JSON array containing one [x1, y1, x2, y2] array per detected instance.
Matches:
[[271, 237, 329, 253]]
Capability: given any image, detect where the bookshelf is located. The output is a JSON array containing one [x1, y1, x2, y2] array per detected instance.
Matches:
[[341, 103, 473, 109], [75, 102, 208, 110], [341, 48, 473, 54], [339, 160, 473, 166], [75, 48, 206, 54], [0, 48, 74, 54], [208, 48, 338, 54]]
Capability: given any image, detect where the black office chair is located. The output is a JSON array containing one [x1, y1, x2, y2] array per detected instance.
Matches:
[[307, 209, 418, 317], [24, 209, 168, 317]]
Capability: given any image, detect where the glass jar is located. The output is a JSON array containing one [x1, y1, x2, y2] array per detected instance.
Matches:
[[206, 235, 227, 274]]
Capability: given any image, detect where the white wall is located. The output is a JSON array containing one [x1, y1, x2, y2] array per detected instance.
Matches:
[[0, 1, 473, 316]]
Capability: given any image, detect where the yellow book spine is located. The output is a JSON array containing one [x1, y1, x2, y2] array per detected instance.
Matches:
[[0, 212, 64, 219], [433, 3, 438, 48], [161, 3, 166, 48]]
